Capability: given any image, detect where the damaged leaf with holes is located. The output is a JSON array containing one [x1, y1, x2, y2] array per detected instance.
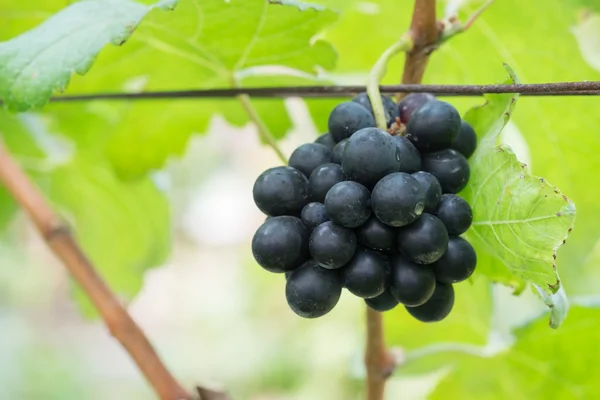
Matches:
[[460, 67, 576, 326]]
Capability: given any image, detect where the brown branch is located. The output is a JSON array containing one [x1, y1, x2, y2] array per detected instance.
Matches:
[[0, 141, 196, 400], [400, 0, 440, 92], [365, 308, 396, 400]]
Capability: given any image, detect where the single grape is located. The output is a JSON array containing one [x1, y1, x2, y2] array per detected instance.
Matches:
[[406, 100, 461, 152], [450, 121, 477, 159], [342, 248, 391, 298], [301, 202, 330, 230], [405, 282, 454, 322], [309, 163, 345, 203], [288, 143, 332, 178], [422, 149, 470, 194], [434, 194, 473, 235], [412, 171, 442, 213], [331, 139, 348, 164], [356, 215, 397, 252], [431, 237, 477, 283], [253, 166, 309, 216], [389, 255, 436, 306], [315, 132, 336, 150], [398, 93, 436, 124], [365, 288, 399, 312], [309, 221, 357, 269], [252, 216, 309, 273], [397, 213, 449, 265], [341, 127, 401, 188], [325, 181, 371, 228], [371, 172, 424, 227], [286, 260, 343, 318], [392, 135, 422, 173], [328, 101, 376, 142], [351, 92, 399, 127]]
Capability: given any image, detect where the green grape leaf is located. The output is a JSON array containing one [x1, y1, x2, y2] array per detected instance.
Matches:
[[43, 155, 171, 316], [430, 305, 600, 399], [0, 0, 178, 112], [460, 67, 575, 327], [267, 0, 327, 11]]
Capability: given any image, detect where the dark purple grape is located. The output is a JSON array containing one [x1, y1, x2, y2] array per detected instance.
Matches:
[[356, 215, 397, 252], [288, 143, 332, 178], [431, 237, 477, 283], [309, 163, 345, 203], [286, 260, 342, 318], [371, 172, 424, 227], [389, 256, 436, 306], [412, 171, 442, 213], [392, 135, 422, 173], [406, 100, 461, 152], [365, 289, 399, 312], [405, 281, 454, 322], [324, 181, 371, 228], [328, 102, 376, 142], [331, 139, 348, 164], [315, 133, 336, 150], [422, 149, 470, 194], [342, 248, 391, 298], [309, 221, 357, 269], [351, 92, 399, 127], [398, 93, 436, 124], [397, 214, 449, 265], [450, 121, 477, 159], [434, 194, 473, 235], [252, 216, 309, 273], [301, 202, 330, 230], [253, 166, 309, 216]]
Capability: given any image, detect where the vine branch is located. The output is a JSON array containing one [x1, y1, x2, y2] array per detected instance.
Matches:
[[0, 141, 202, 400], [31, 82, 600, 104]]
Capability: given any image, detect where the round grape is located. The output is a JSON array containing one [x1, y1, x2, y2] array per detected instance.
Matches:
[[252, 216, 309, 273], [342, 248, 391, 298], [325, 181, 371, 228], [412, 171, 442, 213], [406, 100, 461, 152], [309, 221, 357, 269], [392, 135, 422, 173], [405, 282, 454, 322], [253, 166, 309, 216], [309, 163, 345, 203], [451, 121, 477, 159], [286, 260, 343, 318], [314, 132, 336, 150], [434, 194, 473, 235], [351, 92, 399, 127], [328, 101, 376, 142], [342, 127, 401, 187], [301, 202, 330, 230], [389, 256, 436, 306], [398, 93, 436, 124], [397, 214, 449, 265], [288, 143, 332, 178], [365, 289, 399, 312], [422, 149, 470, 194], [371, 172, 424, 227], [431, 237, 477, 283], [356, 215, 397, 252], [331, 139, 348, 164]]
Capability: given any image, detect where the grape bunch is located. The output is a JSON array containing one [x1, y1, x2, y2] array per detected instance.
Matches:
[[251, 92, 478, 323]]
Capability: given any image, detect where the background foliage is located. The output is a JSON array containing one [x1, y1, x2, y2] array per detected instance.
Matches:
[[2, 0, 600, 398]]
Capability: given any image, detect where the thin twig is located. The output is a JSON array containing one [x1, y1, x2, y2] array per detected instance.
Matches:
[[238, 94, 287, 163], [365, 308, 396, 400], [30, 82, 600, 104], [0, 140, 194, 400]]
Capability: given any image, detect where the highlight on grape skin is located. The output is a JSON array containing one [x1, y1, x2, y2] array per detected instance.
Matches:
[[251, 92, 477, 322]]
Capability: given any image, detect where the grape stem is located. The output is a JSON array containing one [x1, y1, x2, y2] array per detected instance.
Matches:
[[367, 34, 414, 129], [0, 140, 228, 400]]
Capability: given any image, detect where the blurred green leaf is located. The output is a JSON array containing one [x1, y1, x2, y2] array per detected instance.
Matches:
[[0, 0, 178, 111], [430, 306, 600, 399]]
